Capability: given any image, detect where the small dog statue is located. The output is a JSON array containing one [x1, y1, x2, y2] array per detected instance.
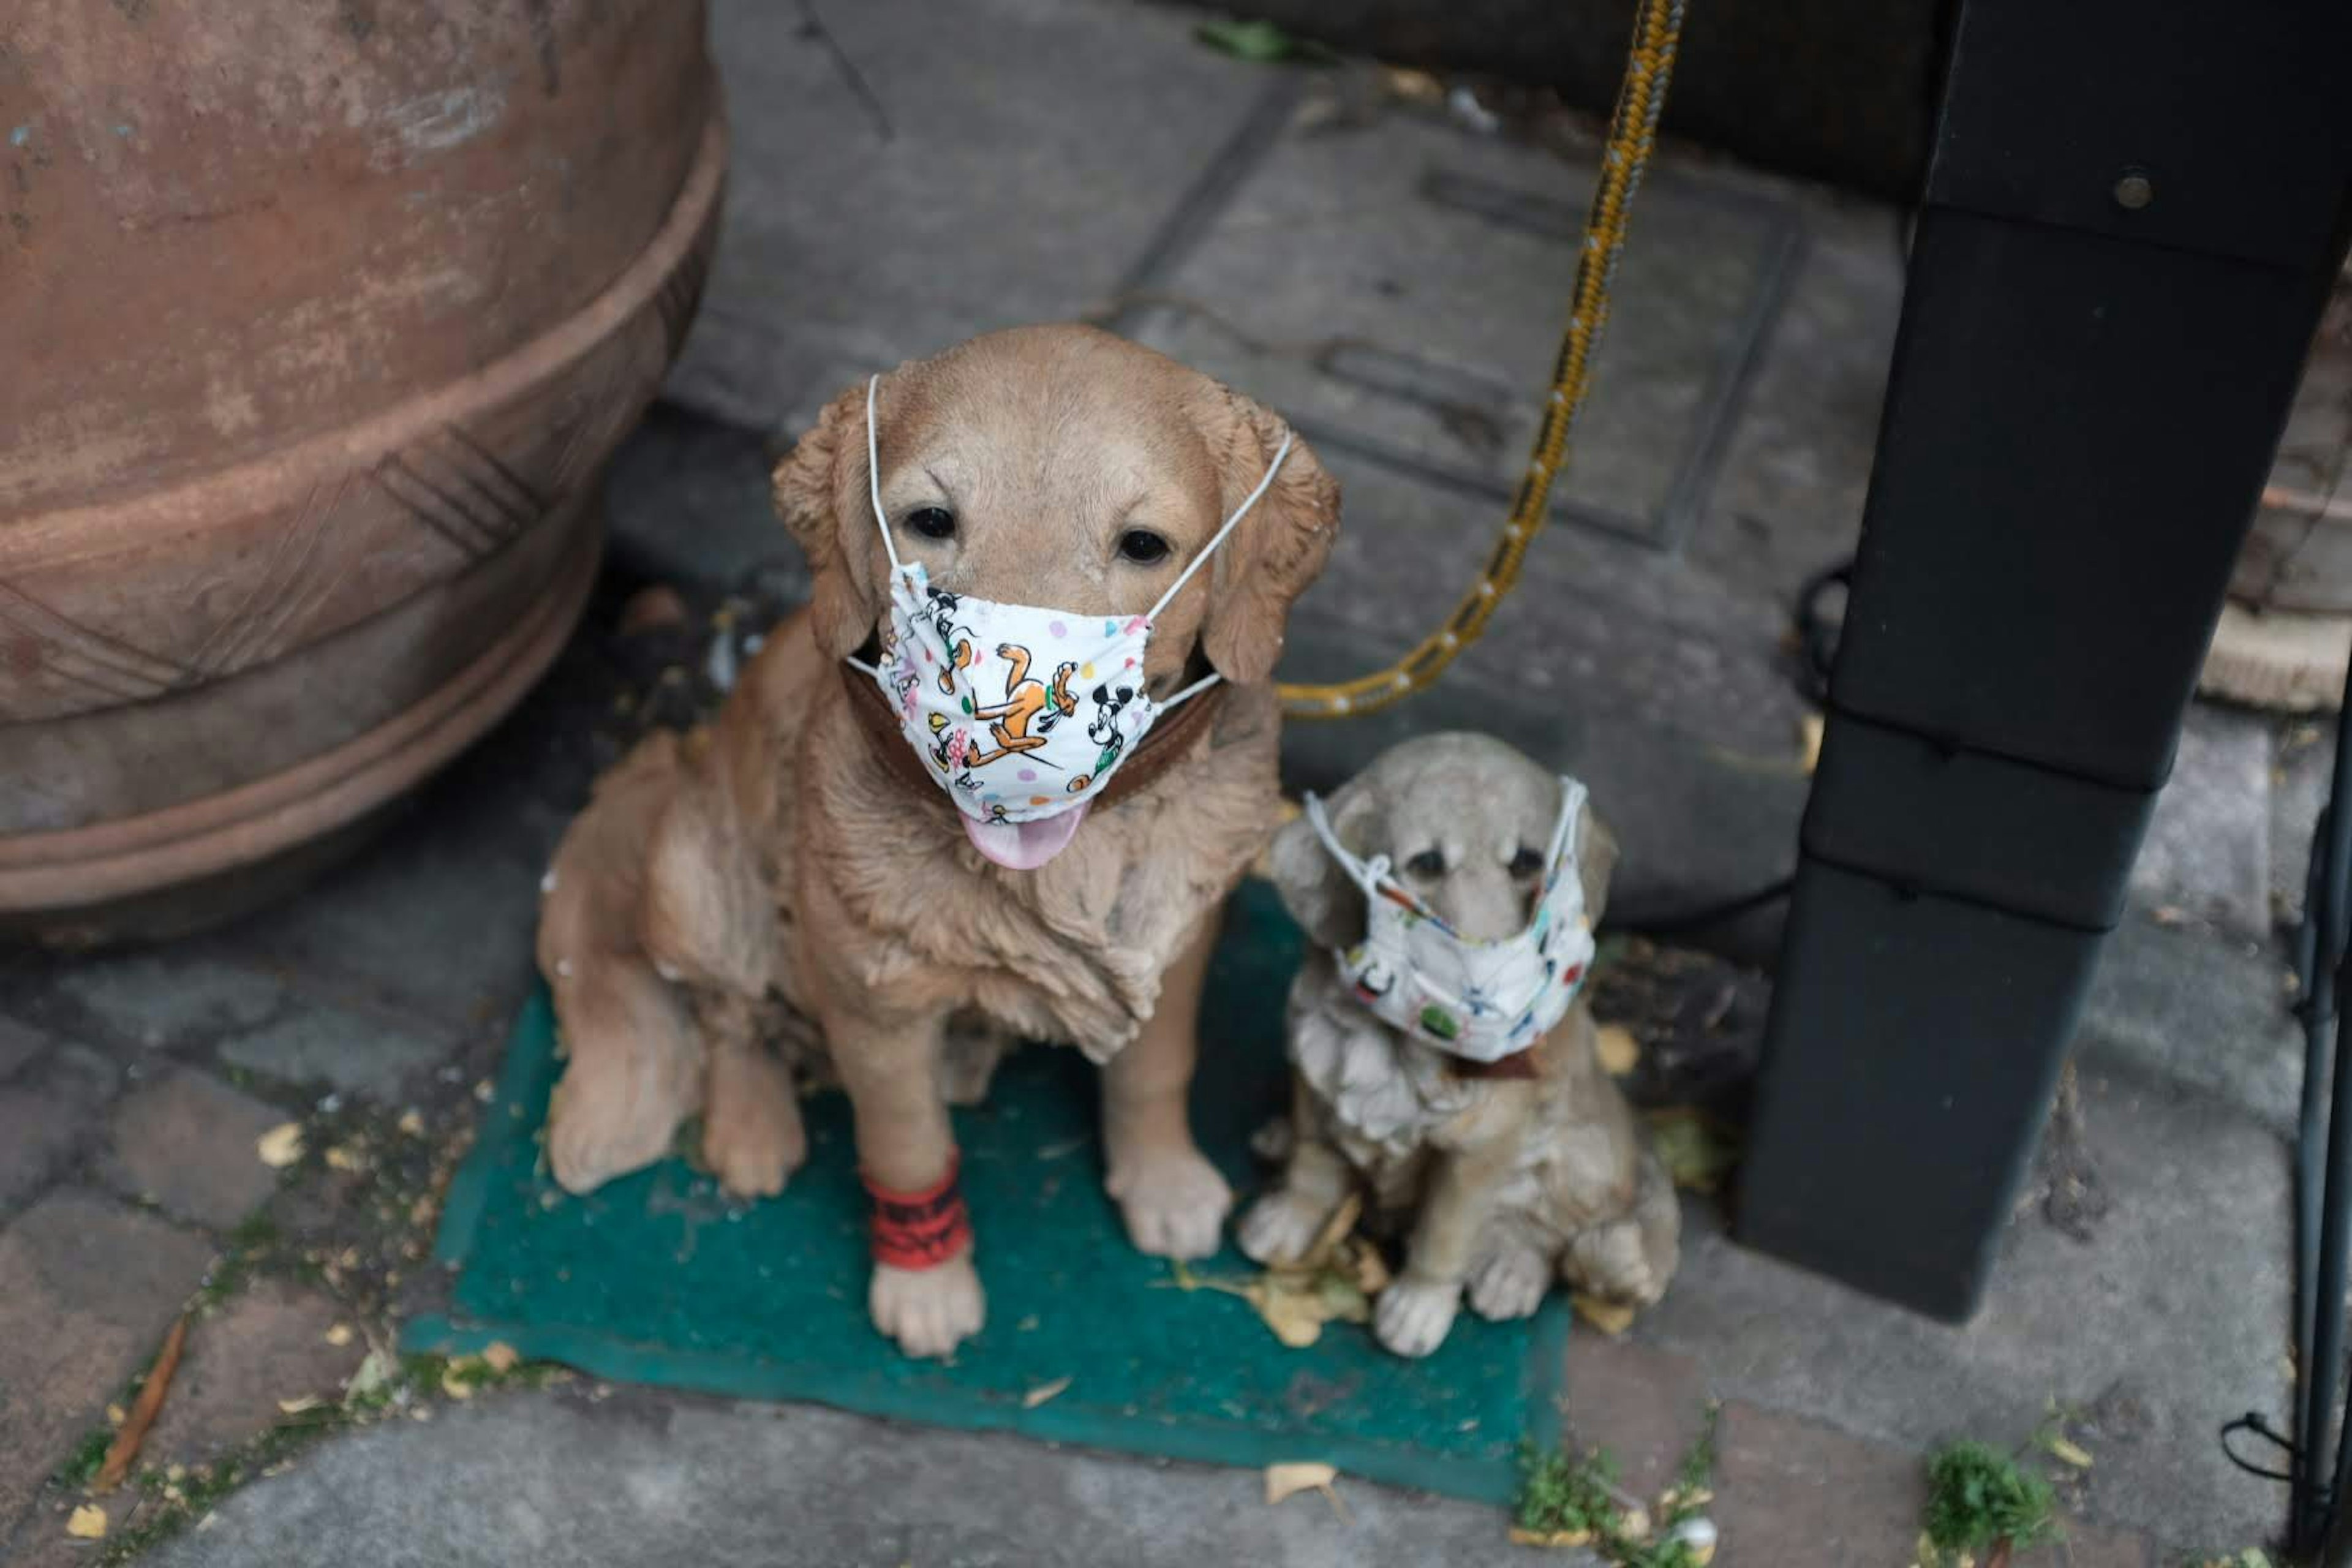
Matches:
[[1238, 732, 1679, 1357]]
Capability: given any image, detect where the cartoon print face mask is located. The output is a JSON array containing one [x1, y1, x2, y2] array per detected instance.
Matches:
[[853, 376, 1292, 870], [1303, 777, 1596, 1063]]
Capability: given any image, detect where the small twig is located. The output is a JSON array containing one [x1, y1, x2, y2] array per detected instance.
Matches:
[[798, 0, 895, 143], [96, 1314, 189, 1492]]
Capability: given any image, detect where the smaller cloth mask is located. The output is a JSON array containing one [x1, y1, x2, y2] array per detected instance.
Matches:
[[852, 375, 1291, 869], [1303, 776, 1596, 1063]]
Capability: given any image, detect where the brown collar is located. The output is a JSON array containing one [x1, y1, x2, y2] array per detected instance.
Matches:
[[1449, 1049, 1544, 1081], [839, 661, 1227, 815]]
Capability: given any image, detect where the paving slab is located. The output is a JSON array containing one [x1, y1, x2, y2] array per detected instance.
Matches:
[[1125, 106, 1803, 553], [216, 1005, 447, 1101], [0, 1046, 119, 1218], [667, 0, 1285, 432], [144, 1282, 370, 1474], [0, 1190, 214, 1532], [1711, 1401, 1926, 1567], [2272, 715, 2332, 929], [1634, 1065, 2289, 1558], [2074, 908, 2301, 1134], [1559, 1335, 1708, 1501], [0, 1016, 46, 1083], [604, 404, 804, 596], [2132, 703, 2275, 941], [51, 956, 283, 1054], [1689, 188, 1901, 601], [97, 1067, 287, 1229], [147, 1389, 1551, 1568]]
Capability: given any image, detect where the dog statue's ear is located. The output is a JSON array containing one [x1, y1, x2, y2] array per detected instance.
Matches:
[[1575, 801, 1618, 928], [1196, 390, 1341, 685], [772, 379, 884, 660], [1270, 780, 1378, 952]]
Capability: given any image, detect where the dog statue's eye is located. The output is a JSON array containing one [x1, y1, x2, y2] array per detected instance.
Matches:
[[1510, 846, 1544, 877], [907, 507, 957, 541], [1117, 529, 1171, 565], [1404, 850, 1446, 879]]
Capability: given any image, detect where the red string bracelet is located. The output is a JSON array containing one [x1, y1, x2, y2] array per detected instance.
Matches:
[[864, 1152, 971, 1270]]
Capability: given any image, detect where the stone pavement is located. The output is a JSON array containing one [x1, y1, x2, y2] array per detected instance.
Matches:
[[0, 0, 2323, 1562]]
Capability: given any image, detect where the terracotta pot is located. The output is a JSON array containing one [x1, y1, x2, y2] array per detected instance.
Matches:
[[0, 1, 724, 935]]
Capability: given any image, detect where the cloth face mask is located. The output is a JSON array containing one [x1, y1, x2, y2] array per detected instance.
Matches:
[[1303, 776, 1596, 1063], [853, 375, 1292, 870]]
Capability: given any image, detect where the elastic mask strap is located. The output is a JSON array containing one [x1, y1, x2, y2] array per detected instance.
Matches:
[[1548, 776, 1586, 870], [1302, 791, 1392, 903], [1160, 671, 1223, 711], [865, 375, 905, 575], [1144, 432, 1295, 624]]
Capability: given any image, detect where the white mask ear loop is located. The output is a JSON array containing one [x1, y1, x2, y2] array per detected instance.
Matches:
[[840, 374, 907, 681], [1136, 429, 1293, 710], [865, 374, 905, 575], [1144, 431, 1295, 625], [1547, 776, 1585, 871], [1303, 791, 1393, 903]]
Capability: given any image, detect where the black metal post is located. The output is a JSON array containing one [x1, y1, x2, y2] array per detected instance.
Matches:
[[1740, 0, 2352, 1322]]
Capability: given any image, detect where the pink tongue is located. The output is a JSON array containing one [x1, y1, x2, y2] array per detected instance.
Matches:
[[962, 802, 1091, 870]]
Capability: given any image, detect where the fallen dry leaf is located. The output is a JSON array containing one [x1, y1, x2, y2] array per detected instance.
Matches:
[[276, 1395, 324, 1416], [396, 1109, 426, 1137], [1508, 1526, 1595, 1549], [325, 1323, 354, 1348], [346, 1347, 396, 1400], [1572, 1294, 1638, 1338], [255, 1122, 305, 1169], [323, 1144, 364, 1172], [67, 1505, 108, 1540], [1798, 712, 1825, 774], [1645, 1107, 1740, 1194], [440, 1365, 475, 1400], [1022, 1376, 1072, 1409], [481, 1341, 520, 1374], [2046, 1435, 2094, 1469], [104, 1404, 125, 1428], [1595, 1023, 1641, 1077], [1302, 1191, 1363, 1272], [97, 1314, 187, 1492], [1245, 1275, 1330, 1348], [1382, 66, 1444, 104], [1265, 1461, 1339, 1506]]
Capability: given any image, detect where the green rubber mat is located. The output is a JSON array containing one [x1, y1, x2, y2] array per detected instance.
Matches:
[[407, 879, 1566, 1503]]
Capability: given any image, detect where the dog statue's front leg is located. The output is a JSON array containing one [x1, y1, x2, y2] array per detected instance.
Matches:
[[1376, 1096, 1532, 1358], [1101, 913, 1233, 1261], [823, 1001, 984, 1359]]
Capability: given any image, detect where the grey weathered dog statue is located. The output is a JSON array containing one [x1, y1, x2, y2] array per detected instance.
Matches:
[[1238, 731, 1680, 1357]]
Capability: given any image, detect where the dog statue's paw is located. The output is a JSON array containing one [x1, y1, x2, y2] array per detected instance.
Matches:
[[1374, 1273, 1462, 1359], [547, 1052, 696, 1196], [1106, 1144, 1233, 1261], [870, 1255, 986, 1359], [1467, 1246, 1551, 1322], [1237, 1189, 1331, 1267], [702, 1055, 807, 1200], [1567, 1217, 1672, 1308]]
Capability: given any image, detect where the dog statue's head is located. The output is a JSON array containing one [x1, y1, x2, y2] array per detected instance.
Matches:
[[1271, 733, 1616, 948], [771, 325, 1341, 694]]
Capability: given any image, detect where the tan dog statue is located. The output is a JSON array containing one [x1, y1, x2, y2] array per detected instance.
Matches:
[[534, 326, 1339, 1359], [1239, 733, 1679, 1357]]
